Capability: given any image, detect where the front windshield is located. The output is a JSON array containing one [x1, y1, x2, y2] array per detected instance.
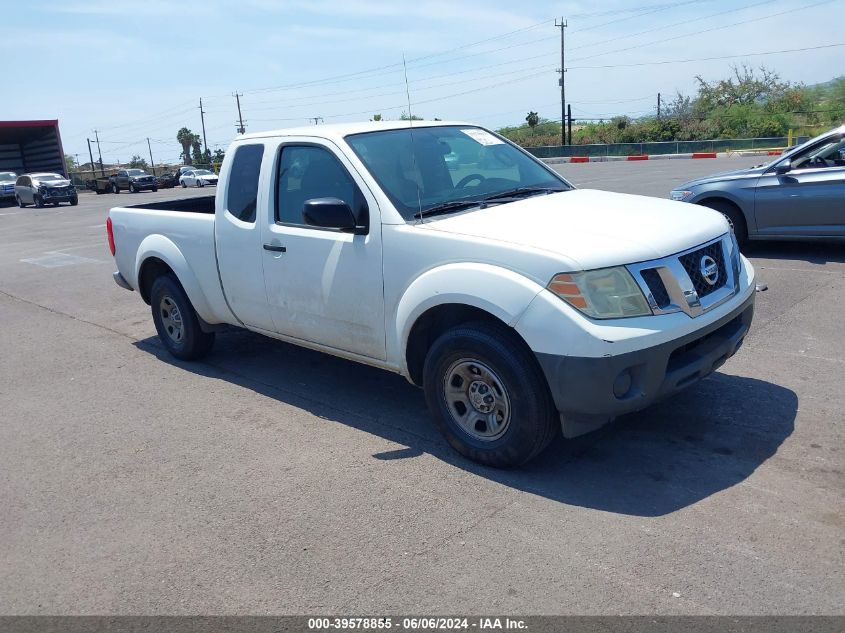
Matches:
[[127, 169, 146, 176], [35, 174, 64, 182], [346, 126, 571, 220], [0, 172, 16, 182], [192, 169, 212, 175]]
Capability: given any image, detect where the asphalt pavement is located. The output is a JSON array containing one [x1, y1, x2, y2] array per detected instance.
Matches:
[[0, 162, 842, 615]]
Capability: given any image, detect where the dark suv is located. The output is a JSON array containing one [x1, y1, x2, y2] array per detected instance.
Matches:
[[111, 169, 158, 193]]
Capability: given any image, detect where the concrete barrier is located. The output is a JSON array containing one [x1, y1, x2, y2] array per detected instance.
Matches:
[[692, 152, 717, 159], [626, 155, 649, 161]]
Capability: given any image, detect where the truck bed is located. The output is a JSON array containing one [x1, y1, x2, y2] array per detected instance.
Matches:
[[122, 195, 216, 214]]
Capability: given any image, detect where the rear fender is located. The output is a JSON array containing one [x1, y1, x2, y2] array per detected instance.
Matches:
[[134, 234, 216, 323]]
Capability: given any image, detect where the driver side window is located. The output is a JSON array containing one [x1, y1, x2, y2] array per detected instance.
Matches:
[[791, 136, 845, 170]]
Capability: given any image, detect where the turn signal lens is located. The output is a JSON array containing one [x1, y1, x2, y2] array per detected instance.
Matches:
[[106, 216, 115, 256], [548, 267, 652, 319]]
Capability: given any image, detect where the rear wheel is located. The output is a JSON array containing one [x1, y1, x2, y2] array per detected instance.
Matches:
[[700, 199, 747, 247], [150, 274, 215, 361], [423, 321, 557, 468]]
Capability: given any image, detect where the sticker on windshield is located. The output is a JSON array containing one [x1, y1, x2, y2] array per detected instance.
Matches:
[[461, 128, 504, 146]]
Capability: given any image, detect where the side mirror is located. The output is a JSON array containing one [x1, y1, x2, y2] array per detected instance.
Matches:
[[775, 160, 791, 175], [303, 198, 365, 233]]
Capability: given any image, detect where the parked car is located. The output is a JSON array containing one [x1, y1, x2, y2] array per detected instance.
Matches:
[[107, 121, 754, 468], [15, 172, 78, 207], [670, 124, 845, 244], [0, 171, 16, 202], [156, 172, 177, 188], [111, 169, 158, 193], [179, 168, 219, 187]]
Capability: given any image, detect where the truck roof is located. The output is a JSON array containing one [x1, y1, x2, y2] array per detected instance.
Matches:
[[237, 120, 475, 142]]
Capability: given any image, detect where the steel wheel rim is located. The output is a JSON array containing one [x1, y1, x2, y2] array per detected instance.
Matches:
[[159, 295, 184, 344], [443, 358, 511, 441]]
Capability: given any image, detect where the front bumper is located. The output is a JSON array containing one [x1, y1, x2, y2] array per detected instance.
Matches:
[[535, 290, 754, 437], [131, 181, 157, 190], [41, 191, 77, 202]]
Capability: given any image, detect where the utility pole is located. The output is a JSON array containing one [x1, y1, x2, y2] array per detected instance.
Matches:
[[234, 92, 246, 134], [657, 93, 661, 120], [147, 137, 156, 175], [93, 130, 104, 176], [555, 17, 567, 146], [199, 98, 209, 161], [567, 104, 572, 146], [86, 139, 96, 180], [310, 117, 323, 125]]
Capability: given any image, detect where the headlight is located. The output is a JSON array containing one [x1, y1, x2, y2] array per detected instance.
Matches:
[[670, 190, 693, 201], [548, 267, 652, 319]]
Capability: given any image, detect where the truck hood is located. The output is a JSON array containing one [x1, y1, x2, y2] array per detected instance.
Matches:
[[36, 179, 71, 187], [422, 189, 728, 270]]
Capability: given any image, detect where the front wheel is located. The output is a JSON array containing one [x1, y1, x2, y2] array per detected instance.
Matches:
[[152, 186, 158, 192], [34, 194, 44, 208], [181, 180, 187, 188], [112, 183, 119, 194], [16, 195, 26, 208], [129, 183, 136, 193], [70, 196, 79, 206], [150, 274, 215, 361], [423, 321, 557, 468]]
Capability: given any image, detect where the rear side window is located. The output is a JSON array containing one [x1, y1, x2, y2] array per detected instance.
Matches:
[[226, 144, 264, 223]]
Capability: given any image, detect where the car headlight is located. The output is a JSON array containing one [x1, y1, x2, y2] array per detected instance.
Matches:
[[548, 267, 652, 319], [670, 190, 693, 201]]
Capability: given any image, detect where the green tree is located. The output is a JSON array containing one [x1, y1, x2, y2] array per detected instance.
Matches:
[[371, 114, 382, 121], [128, 155, 148, 169], [400, 111, 423, 121], [64, 154, 76, 172], [525, 111, 539, 133], [177, 127, 201, 165], [191, 140, 204, 166]]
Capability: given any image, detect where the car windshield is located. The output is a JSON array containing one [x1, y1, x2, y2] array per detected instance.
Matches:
[[127, 169, 146, 176], [346, 125, 572, 220], [0, 172, 16, 182], [35, 174, 64, 182], [192, 169, 212, 176]]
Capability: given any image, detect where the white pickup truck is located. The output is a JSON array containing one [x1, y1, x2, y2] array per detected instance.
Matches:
[[108, 121, 756, 467]]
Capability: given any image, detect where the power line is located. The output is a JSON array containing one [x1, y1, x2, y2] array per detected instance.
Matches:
[[568, 42, 845, 70]]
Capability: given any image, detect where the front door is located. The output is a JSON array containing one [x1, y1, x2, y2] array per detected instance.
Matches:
[[260, 140, 386, 360], [755, 133, 845, 237]]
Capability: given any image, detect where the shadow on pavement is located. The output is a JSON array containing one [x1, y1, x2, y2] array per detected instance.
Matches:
[[744, 240, 845, 265], [135, 327, 796, 517]]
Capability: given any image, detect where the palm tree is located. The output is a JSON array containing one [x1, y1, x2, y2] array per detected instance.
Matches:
[[177, 127, 199, 165], [526, 111, 540, 134]]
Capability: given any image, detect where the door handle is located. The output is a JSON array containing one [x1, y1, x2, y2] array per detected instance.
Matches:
[[263, 244, 286, 252]]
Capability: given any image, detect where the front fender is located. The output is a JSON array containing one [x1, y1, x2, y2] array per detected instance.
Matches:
[[134, 234, 216, 323], [392, 262, 545, 374]]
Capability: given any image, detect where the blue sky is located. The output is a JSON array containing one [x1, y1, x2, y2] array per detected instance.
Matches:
[[2, 0, 842, 165]]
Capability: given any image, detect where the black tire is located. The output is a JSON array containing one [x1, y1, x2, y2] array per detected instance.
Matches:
[[423, 321, 557, 468], [70, 196, 79, 206], [699, 199, 748, 247], [197, 179, 203, 188], [129, 183, 136, 193], [112, 183, 119, 194], [152, 186, 158, 192], [150, 274, 215, 361], [16, 195, 26, 208], [34, 194, 44, 208], [181, 180, 187, 188]]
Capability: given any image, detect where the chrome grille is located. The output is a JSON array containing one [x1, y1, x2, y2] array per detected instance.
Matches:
[[679, 241, 727, 298], [627, 234, 740, 318]]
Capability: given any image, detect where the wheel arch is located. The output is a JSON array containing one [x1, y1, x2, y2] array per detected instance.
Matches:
[[134, 235, 215, 323], [694, 194, 751, 235], [395, 263, 545, 385]]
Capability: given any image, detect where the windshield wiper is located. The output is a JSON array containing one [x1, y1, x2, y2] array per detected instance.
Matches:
[[413, 199, 484, 219], [482, 186, 569, 202]]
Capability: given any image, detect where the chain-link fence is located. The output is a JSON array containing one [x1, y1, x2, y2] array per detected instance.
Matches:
[[526, 136, 810, 158]]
